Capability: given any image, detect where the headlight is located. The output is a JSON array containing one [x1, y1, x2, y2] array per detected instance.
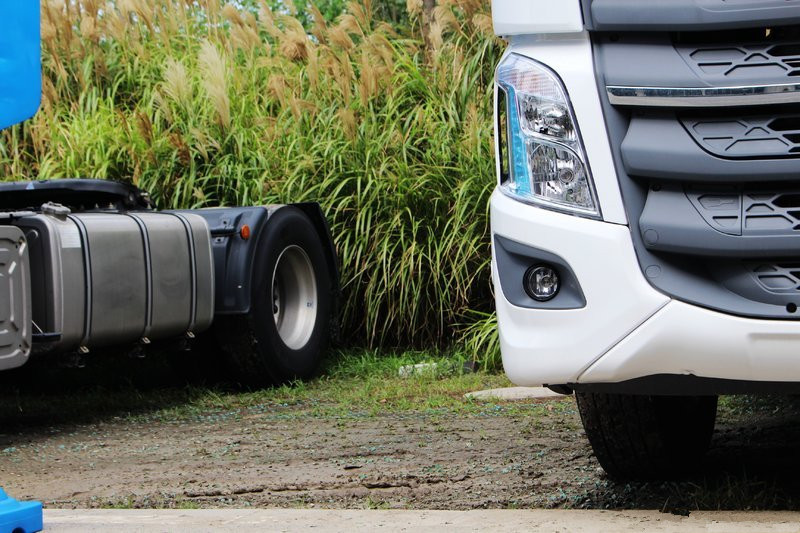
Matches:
[[495, 53, 600, 218]]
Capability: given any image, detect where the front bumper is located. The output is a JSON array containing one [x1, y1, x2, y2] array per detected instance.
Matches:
[[491, 189, 800, 388]]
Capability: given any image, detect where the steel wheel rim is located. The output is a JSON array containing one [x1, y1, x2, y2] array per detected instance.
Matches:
[[271, 245, 318, 350]]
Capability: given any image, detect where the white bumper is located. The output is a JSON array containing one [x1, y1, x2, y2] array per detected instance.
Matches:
[[492, 190, 800, 387]]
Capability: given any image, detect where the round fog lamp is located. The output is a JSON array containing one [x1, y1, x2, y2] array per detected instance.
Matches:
[[523, 265, 560, 302]]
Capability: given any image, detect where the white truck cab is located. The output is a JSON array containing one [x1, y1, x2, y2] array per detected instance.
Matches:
[[491, 0, 800, 478]]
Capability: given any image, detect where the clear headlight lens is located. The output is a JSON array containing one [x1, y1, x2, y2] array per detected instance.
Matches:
[[496, 53, 600, 218]]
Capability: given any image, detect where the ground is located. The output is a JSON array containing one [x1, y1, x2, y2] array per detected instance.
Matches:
[[2, 351, 800, 512]]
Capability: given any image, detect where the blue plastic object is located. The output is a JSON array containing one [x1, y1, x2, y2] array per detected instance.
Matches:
[[0, 488, 42, 533], [0, 1, 41, 130]]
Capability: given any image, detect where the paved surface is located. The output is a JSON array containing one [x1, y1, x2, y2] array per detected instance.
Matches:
[[43, 509, 800, 532], [464, 386, 563, 401]]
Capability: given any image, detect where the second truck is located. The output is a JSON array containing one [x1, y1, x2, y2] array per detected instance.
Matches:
[[0, 4, 338, 386]]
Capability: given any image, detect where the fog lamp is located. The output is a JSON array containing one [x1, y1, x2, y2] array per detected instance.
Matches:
[[523, 265, 560, 301]]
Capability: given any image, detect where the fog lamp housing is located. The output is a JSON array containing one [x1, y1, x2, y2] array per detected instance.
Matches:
[[523, 265, 560, 301]]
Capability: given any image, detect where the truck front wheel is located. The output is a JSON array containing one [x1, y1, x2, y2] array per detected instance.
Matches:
[[215, 207, 333, 386], [575, 392, 717, 480]]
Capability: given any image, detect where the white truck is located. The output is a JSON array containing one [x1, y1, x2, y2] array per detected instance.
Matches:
[[0, 4, 339, 386], [491, 0, 800, 478]]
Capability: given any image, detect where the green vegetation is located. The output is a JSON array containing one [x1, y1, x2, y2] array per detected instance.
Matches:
[[0, 0, 504, 366], [0, 349, 522, 427], [148, 349, 519, 421]]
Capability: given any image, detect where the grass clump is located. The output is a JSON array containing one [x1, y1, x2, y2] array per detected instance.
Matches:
[[0, 349, 516, 427], [1, 0, 504, 366], [159, 348, 514, 417]]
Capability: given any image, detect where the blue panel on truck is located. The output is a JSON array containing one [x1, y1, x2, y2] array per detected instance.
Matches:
[[0, 1, 41, 130]]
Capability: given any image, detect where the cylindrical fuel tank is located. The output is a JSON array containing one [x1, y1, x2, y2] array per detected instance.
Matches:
[[14, 209, 214, 352]]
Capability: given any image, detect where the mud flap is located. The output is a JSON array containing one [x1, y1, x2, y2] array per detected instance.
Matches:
[[0, 226, 31, 370]]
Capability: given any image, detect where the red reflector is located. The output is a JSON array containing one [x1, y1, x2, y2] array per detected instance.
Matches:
[[240, 225, 251, 240]]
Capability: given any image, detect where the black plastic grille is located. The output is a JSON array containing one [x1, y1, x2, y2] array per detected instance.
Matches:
[[750, 263, 800, 292], [679, 43, 800, 81], [682, 115, 800, 158], [595, 24, 800, 318], [689, 188, 800, 235]]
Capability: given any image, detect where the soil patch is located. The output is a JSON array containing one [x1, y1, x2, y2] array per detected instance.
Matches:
[[3, 392, 800, 510], [3, 353, 800, 511]]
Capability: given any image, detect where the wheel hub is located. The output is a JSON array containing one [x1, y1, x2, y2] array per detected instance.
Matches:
[[270, 245, 318, 350]]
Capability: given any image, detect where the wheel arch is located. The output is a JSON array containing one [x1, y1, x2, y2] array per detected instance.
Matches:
[[178, 203, 340, 341]]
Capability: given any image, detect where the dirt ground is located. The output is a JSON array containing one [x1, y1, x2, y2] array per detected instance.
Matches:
[[3, 360, 800, 512], [2, 400, 590, 509]]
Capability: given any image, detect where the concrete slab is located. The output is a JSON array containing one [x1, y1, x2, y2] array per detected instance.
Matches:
[[465, 386, 565, 401], [43, 509, 800, 532]]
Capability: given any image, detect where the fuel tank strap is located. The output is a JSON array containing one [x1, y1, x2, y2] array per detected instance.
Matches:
[[66, 214, 92, 348], [126, 214, 154, 339], [171, 213, 198, 334]]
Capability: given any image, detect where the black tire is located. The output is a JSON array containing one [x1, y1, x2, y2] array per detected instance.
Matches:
[[575, 392, 718, 480], [214, 206, 333, 386]]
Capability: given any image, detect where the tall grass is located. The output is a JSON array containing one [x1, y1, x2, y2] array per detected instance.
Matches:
[[1, 0, 504, 367]]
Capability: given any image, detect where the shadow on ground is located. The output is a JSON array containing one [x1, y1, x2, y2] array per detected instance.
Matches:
[[2, 353, 800, 511], [0, 343, 233, 429], [571, 395, 800, 512]]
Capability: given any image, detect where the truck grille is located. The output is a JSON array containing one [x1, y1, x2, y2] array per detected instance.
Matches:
[[690, 188, 800, 235], [751, 263, 800, 292], [683, 114, 800, 159], [681, 43, 800, 81], [590, 15, 800, 319]]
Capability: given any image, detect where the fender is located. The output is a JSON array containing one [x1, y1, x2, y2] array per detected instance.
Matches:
[[177, 204, 340, 335]]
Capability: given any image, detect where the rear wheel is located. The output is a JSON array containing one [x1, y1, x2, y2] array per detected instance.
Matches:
[[575, 392, 717, 480], [270, 245, 318, 351], [215, 207, 333, 386]]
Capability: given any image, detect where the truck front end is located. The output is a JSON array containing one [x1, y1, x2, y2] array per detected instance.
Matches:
[[491, 0, 800, 478]]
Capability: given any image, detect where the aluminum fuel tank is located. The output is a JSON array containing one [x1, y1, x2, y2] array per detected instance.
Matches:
[[14, 208, 214, 352]]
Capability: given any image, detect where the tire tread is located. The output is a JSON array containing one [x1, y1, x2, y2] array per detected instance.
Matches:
[[575, 392, 717, 480]]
